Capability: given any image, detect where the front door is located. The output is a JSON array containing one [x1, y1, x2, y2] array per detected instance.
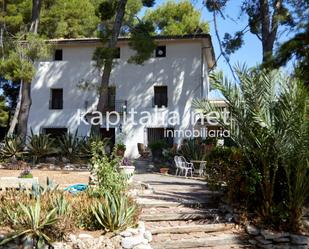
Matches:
[[147, 128, 174, 146], [100, 128, 115, 148]]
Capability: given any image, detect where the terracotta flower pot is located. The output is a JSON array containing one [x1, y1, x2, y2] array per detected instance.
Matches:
[[160, 168, 169, 174], [116, 149, 125, 157]]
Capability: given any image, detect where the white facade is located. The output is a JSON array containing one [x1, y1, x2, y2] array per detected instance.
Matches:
[[28, 35, 215, 158]]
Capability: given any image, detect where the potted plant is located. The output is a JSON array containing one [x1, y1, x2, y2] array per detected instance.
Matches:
[[160, 167, 169, 174], [149, 140, 167, 161], [119, 157, 135, 183], [18, 168, 33, 179], [115, 143, 126, 157]]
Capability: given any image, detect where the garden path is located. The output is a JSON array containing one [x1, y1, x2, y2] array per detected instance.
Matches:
[[133, 173, 253, 249]]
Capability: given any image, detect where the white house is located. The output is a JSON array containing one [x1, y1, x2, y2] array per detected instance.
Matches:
[[28, 34, 216, 158]]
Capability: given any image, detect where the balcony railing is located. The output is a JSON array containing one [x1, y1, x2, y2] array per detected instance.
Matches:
[[103, 100, 127, 114]]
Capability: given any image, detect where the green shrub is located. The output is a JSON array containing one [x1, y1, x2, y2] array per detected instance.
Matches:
[[148, 140, 167, 151], [92, 192, 139, 232], [79, 136, 109, 159], [70, 192, 98, 229], [206, 147, 260, 205], [27, 130, 55, 164], [90, 140, 127, 193]]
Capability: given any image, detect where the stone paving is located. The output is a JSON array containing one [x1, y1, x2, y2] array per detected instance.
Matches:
[[134, 173, 221, 204], [133, 173, 252, 249]]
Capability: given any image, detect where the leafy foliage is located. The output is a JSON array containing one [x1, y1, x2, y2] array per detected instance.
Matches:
[[206, 147, 260, 204], [148, 140, 167, 151], [0, 33, 51, 83], [222, 32, 244, 56], [40, 0, 99, 38], [144, 0, 209, 35], [269, 24, 309, 86], [194, 66, 309, 231], [128, 21, 156, 64], [0, 96, 9, 127], [90, 140, 126, 193]]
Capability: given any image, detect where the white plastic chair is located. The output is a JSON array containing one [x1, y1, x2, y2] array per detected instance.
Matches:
[[179, 156, 194, 177], [174, 156, 184, 176], [174, 156, 194, 177]]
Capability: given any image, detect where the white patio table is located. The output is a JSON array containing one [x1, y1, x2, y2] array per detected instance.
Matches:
[[190, 160, 207, 177]]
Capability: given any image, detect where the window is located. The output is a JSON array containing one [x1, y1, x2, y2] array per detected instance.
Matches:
[[43, 128, 67, 140], [154, 86, 168, 107], [114, 47, 120, 59], [54, 49, 63, 61], [155, 46, 166, 57], [50, 89, 63, 109]]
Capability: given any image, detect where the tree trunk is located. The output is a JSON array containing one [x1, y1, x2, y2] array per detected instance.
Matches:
[[15, 0, 41, 139], [29, 0, 42, 34], [0, 0, 6, 58], [7, 82, 22, 135], [16, 81, 31, 141], [92, 0, 128, 134], [260, 0, 283, 62]]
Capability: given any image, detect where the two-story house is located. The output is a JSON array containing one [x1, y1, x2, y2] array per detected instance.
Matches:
[[28, 34, 216, 158]]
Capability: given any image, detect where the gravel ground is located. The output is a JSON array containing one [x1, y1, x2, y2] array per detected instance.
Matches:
[[0, 169, 90, 188]]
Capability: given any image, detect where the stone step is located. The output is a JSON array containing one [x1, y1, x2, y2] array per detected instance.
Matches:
[[140, 210, 219, 221], [182, 245, 252, 249], [151, 232, 250, 249], [149, 223, 234, 235], [137, 198, 219, 209]]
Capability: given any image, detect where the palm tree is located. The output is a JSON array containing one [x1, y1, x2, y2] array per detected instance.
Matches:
[[194, 65, 309, 230]]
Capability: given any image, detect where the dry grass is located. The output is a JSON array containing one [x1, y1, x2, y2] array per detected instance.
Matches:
[[0, 169, 90, 187]]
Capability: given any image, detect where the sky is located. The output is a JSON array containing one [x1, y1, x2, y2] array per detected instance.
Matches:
[[146, 0, 291, 99]]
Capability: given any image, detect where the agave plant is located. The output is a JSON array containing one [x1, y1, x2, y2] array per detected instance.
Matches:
[[0, 135, 24, 160], [57, 131, 81, 162], [27, 130, 55, 164], [179, 139, 207, 161], [92, 192, 138, 232], [30, 177, 59, 199], [52, 194, 71, 216], [194, 65, 309, 231], [0, 200, 58, 248]]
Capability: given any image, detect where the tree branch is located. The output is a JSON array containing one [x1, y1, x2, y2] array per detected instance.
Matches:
[[213, 11, 237, 80]]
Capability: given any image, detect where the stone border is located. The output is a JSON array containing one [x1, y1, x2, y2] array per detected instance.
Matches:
[[245, 224, 309, 249]]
